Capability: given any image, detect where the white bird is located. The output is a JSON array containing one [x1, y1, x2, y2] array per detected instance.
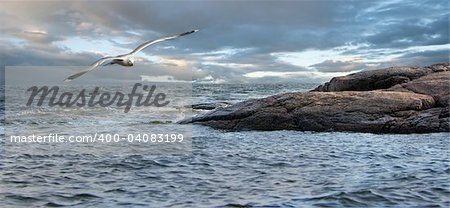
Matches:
[[64, 30, 199, 82]]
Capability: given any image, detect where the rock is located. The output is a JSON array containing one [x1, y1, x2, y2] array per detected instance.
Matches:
[[428, 63, 450, 72], [312, 63, 449, 92], [189, 102, 234, 110], [386, 107, 449, 133], [181, 63, 450, 133], [181, 91, 438, 133], [387, 71, 449, 107]]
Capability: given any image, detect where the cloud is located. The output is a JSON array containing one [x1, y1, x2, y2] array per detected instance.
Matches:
[[310, 60, 368, 72], [0, 0, 448, 83], [0, 41, 97, 67], [242, 70, 350, 84], [194, 75, 226, 84], [364, 14, 449, 49], [386, 49, 449, 67]]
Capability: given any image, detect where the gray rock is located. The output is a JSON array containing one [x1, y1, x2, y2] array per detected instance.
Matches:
[[189, 102, 234, 110], [385, 107, 449, 133], [181, 63, 450, 133], [182, 91, 439, 133], [387, 71, 449, 107], [312, 63, 449, 92]]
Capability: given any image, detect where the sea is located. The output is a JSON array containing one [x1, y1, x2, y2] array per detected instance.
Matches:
[[0, 83, 449, 207]]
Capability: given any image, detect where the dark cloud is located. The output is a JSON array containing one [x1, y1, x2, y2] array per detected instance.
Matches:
[[389, 49, 449, 67], [364, 14, 449, 48], [0, 0, 448, 83], [0, 41, 100, 67]]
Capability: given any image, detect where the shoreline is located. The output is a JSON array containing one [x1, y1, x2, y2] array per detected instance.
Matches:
[[182, 63, 450, 134]]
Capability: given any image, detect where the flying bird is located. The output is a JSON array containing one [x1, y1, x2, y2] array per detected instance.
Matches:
[[64, 30, 199, 82]]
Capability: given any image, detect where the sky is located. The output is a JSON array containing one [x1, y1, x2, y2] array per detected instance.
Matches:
[[0, 0, 449, 83]]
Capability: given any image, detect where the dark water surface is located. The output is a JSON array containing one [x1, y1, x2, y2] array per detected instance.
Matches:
[[1, 83, 449, 207]]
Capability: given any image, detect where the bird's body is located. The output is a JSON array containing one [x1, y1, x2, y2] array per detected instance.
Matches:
[[109, 56, 134, 67], [64, 30, 198, 82]]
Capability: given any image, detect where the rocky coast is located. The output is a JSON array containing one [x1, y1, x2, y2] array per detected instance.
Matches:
[[182, 63, 450, 133]]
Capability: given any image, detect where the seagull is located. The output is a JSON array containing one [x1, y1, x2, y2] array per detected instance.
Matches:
[[64, 29, 199, 82]]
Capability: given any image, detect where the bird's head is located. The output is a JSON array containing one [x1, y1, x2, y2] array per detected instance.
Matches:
[[180, 29, 199, 36], [127, 57, 135, 66]]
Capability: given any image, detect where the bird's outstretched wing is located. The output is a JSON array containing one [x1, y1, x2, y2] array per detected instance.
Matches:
[[128, 30, 198, 56], [64, 57, 115, 82]]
